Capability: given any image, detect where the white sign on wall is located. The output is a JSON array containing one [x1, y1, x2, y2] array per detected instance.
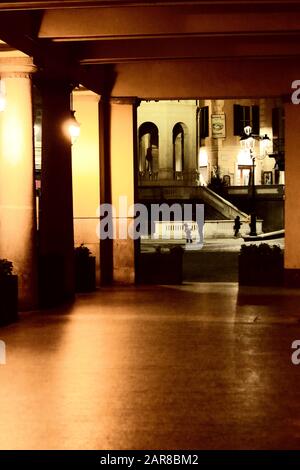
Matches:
[[212, 113, 226, 138]]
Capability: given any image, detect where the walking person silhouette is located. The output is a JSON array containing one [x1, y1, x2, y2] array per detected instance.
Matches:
[[233, 215, 242, 238]]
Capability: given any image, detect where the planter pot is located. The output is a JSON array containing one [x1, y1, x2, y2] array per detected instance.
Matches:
[[239, 253, 284, 286], [75, 256, 96, 293], [137, 249, 183, 284], [0, 275, 18, 326]]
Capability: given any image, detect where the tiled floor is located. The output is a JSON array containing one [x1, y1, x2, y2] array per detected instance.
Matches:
[[0, 283, 300, 450]]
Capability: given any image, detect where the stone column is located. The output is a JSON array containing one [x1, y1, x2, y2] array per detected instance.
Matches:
[[38, 80, 75, 306], [99, 95, 113, 284], [284, 102, 300, 286], [72, 89, 100, 285], [110, 98, 138, 284], [0, 56, 37, 310]]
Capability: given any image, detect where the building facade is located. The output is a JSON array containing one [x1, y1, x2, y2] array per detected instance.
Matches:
[[138, 98, 285, 187]]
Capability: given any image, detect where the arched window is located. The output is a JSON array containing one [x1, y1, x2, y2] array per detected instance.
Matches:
[[173, 122, 187, 175], [138, 122, 159, 173]]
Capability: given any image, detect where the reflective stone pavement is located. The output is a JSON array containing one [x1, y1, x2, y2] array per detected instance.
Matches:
[[1, 283, 300, 450]]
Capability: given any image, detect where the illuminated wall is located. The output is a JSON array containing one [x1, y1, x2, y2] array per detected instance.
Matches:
[[137, 100, 198, 178], [71, 89, 100, 284], [137, 98, 283, 186]]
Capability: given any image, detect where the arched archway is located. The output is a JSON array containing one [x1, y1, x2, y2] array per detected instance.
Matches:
[[173, 122, 188, 176], [138, 122, 159, 173]]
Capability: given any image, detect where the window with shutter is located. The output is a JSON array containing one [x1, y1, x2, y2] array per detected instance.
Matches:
[[199, 106, 209, 139], [233, 104, 260, 136]]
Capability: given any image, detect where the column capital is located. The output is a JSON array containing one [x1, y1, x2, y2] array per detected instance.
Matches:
[[0, 56, 37, 78], [73, 87, 100, 103]]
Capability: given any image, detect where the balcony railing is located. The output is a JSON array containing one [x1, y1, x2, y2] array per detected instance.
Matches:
[[139, 169, 199, 184]]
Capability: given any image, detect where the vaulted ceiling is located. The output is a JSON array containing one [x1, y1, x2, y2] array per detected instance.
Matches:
[[1, 0, 300, 97]]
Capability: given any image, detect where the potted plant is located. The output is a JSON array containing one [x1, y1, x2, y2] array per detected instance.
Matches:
[[137, 245, 184, 284], [74, 244, 96, 293], [0, 259, 18, 326], [239, 243, 284, 286]]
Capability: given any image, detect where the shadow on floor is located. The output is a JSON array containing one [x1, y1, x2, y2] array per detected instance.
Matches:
[[183, 251, 238, 282]]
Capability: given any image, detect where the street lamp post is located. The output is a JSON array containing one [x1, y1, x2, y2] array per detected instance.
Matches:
[[240, 125, 257, 236], [249, 147, 257, 236], [240, 126, 271, 237]]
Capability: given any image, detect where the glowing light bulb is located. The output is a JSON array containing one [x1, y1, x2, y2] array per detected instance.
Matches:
[[261, 134, 271, 155], [69, 122, 80, 139], [66, 110, 80, 144]]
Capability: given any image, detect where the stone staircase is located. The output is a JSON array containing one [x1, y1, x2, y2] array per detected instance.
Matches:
[[138, 184, 250, 222], [197, 186, 249, 222]]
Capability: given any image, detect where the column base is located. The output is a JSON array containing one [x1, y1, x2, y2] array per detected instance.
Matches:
[[113, 238, 135, 284], [113, 268, 135, 284], [39, 254, 75, 308]]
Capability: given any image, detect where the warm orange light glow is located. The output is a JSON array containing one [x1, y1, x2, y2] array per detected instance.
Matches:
[[3, 115, 24, 166], [198, 148, 208, 167], [69, 123, 80, 140], [237, 149, 252, 165], [241, 135, 255, 151], [0, 80, 6, 111], [68, 110, 80, 144], [0, 94, 5, 112], [261, 134, 271, 156], [62, 110, 80, 143]]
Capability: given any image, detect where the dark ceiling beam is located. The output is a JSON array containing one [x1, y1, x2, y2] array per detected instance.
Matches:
[[0, 2, 300, 98], [38, 7, 300, 41], [110, 57, 300, 98], [0, 11, 115, 95], [0, 10, 42, 57], [0, 0, 300, 10], [78, 63, 116, 95], [76, 34, 300, 63]]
